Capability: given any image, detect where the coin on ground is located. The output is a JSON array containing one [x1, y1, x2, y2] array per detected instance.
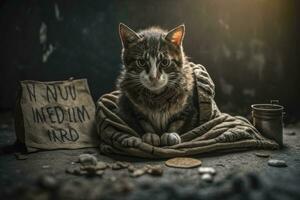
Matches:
[[165, 157, 202, 168], [255, 152, 270, 158]]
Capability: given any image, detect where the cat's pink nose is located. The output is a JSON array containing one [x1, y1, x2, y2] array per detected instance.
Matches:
[[149, 74, 160, 82]]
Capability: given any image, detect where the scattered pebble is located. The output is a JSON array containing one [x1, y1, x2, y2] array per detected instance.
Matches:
[[67, 157, 107, 176], [112, 161, 130, 170], [131, 168, 146, 177], [165, 157, 202, 168], [78, 154, 97, 166], [109, 176, 117, 182], [255, 153, 270, 158], [14, 153, 28, 160], [80, 165, 99, 174], [96, 161, 108, 170], [79, 170, 88, 175], [268, 159, 287, 167], [37, 175, 57, 189], [73, 167, 81, 175], [128, 165, 135, 172], [146, 165, 163, 176], [42, 165, 50, 169], [95, 170, 104, 176], [65, 166, 79, 174], [198, 167, 216, 175], [201, 173, 213, 182]]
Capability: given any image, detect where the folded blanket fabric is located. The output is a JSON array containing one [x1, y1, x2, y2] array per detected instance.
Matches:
[[96, 64, 279, 158]]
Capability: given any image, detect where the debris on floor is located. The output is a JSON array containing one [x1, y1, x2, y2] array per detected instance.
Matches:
[[198, 167, 217, 183], [37, 175, 57, 190], [267, 159, 288, 167], [67, 154, 165, 178], [201, 173, 213, 182], [78, 153, 98, 166], [111, 161, 130, 170], [198, 167, 216, 175], [145, 165, 163, 176]]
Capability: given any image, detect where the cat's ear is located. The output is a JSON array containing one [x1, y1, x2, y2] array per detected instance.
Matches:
[[119, 23, 140, 48], [165, 24, 185, 46]]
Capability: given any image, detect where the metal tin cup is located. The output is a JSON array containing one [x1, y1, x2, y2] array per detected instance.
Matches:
[[251, 101, 284, 146]]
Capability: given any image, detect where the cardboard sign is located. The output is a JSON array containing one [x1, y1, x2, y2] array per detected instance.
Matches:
[[15, 78, 98, 152]]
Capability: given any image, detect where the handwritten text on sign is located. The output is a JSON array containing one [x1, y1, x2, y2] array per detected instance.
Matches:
[[25, 82, 91, 143]]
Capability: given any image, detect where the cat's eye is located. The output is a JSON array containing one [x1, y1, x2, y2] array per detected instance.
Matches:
[[136, 59, 146, 67], [161, 58, 170, 67]]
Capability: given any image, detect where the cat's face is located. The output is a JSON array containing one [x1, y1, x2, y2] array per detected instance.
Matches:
[[119, 24, 185, 92]]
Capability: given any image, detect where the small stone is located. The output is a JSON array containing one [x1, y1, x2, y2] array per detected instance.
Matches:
[[198, 167, 216, 175], [201, 173, 213, 182], [73, 167, 81, 175], [80, 164, 103, 174], [118, 161, 130, 168], [38, 175, 57, 189], [255, 153, 270, 158], [79, 170, 88, 175], [131, 168, 146, 177], [14, 153, 28, 160], [42, 165, 50, 169], [78, 154, 97, 166], [66, 166, 76, 174], [128, 165, 136, 172], [285, 132, 296, 136], [165, 157, 202, 168], [111, 161, 130, 170], [66, 166, 82, 175], [96, 161, 108, 170], [96, 170, 104, 176], [110, 176, 117, 182], [268, 159, 287, 167], [111, 163, 122, 170], [146, 165, 163, 176]]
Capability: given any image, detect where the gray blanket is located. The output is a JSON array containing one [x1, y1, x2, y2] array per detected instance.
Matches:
[[96, 64, 278, 158]]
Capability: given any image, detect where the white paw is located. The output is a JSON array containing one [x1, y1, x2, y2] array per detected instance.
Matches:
[[161, 132, 181, 146], [121, 137, 142, 147], [142, 133, 160, 146]]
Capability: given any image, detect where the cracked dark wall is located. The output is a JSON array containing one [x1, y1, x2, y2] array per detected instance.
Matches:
[[0, 0, 299, 121]]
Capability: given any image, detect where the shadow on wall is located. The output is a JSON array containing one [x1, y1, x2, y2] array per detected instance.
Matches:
[[0, 0, 299, 121]]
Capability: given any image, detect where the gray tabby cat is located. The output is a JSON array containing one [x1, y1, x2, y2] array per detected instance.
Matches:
[[117, 23, 201, 147]]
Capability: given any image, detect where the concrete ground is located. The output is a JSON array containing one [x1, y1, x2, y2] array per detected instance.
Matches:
[[0, 112, 299, 200]]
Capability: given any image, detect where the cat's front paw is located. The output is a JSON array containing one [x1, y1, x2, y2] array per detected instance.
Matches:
[[120, 137, 142, 148], [142, 133, 160, 146], [161, 132, 181, 146]]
